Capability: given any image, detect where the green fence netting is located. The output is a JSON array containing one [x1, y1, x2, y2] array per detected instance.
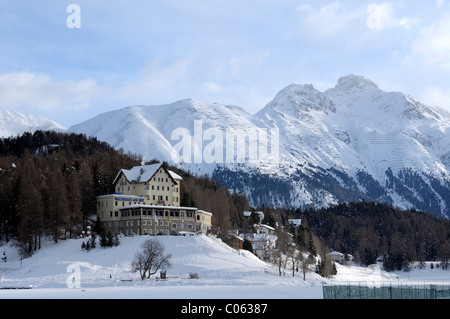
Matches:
[[323, 283, 450, 299]]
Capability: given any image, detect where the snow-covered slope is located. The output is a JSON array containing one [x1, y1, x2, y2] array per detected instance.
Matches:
[[1, 235, 449, 299], [69, 99, 264, 174], [0, 110, 67, 138], [69, 75, 450, 217], [0, 235, 325, 299]]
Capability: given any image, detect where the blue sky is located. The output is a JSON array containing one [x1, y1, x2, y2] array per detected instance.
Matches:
[[1, 0, 450, 127]]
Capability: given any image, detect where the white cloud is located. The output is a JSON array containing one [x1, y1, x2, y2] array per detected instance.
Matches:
[[0, 72, 99, 112], [295, 2, 361, 37], [215, 50, 270, 78], [116, 57, 192, 104], [366, 2, 416, 30], [421, 85, 450, 110], [202, 81, 222, 94], [293, 2, 414, 39], [410, 15, 450, 69]]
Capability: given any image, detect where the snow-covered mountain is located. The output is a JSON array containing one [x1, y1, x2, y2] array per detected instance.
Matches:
[[0, 110, 66, 138], [69, 75, 450, 217]]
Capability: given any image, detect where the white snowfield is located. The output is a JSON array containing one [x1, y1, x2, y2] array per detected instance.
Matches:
[[0, 234, 449, 299]]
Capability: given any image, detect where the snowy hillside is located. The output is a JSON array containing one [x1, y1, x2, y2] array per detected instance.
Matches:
[[1, 234, 450, 299], [0, 235, 324, 299], [0, 110, 66, 138], [68, 75, 450, 217]]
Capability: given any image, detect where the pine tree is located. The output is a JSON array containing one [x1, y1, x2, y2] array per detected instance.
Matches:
[[89, 234, 96, 249], [242, 238, 253, 253], [113, 234, 120, 247], [17, 154, 44, 254], [85, 240, 91, 251], [99, 231, 108, 248], [106, 231, 113, 247]]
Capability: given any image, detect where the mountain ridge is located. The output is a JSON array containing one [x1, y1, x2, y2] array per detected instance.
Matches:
[[67, 74, 450, 217], [0, 110, 67, 138], [4, 74, 450, 217]]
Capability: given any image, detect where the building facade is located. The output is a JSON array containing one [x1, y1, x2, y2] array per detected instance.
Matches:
[[97, 163, 212, 236]]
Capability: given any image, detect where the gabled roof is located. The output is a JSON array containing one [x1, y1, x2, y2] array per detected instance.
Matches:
[[113, 163, 182, 185]]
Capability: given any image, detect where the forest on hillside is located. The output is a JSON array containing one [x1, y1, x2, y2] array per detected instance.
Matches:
[[0, 131, 250, 256], [279, 202, 450, 270], [2, 131, 450, 273]]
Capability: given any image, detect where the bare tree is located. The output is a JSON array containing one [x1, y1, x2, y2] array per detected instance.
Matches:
[[274, 225, 291, 276], [300, 252, 315, 281], [131, 239, 171, 280]]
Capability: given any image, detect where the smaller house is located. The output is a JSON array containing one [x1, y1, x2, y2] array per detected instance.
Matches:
[[327, 251, 345, 264], [288, 219, 302, 227], [254, 224, 275, 235], [243, 211, 264, 223], [240, 232, 277, 261]]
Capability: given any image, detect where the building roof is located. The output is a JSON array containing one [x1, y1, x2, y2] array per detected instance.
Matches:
[[288, 219, 302, 226], [118, 204, 198, 211], [112, 163, 181, 185]]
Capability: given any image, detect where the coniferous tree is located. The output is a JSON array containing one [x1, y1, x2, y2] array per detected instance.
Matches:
[[17, 154, 44, 254], [242, 239, 253, 253], [89, 234, 96, 249], [113, 234, 120, 247]]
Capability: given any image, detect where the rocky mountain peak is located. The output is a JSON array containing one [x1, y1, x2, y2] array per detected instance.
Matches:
[[335, 74, 379, 92]]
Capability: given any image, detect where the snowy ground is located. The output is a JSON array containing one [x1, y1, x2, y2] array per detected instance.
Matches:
[[0, 235, 449, 300]]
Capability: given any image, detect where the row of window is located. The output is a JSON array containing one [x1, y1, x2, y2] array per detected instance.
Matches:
[[105, 220, 194, 229], [117, 185, 179, 192], [108, 210, 196, 218]]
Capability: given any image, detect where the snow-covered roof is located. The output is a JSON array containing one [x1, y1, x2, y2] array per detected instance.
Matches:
[[113, 163, 181, 185], [288, 219, 302, 226], [169, 170, 182, 180], [328, 251, 344, 257], [259, 224, 275, 231], [197, 209, 213, 216]]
